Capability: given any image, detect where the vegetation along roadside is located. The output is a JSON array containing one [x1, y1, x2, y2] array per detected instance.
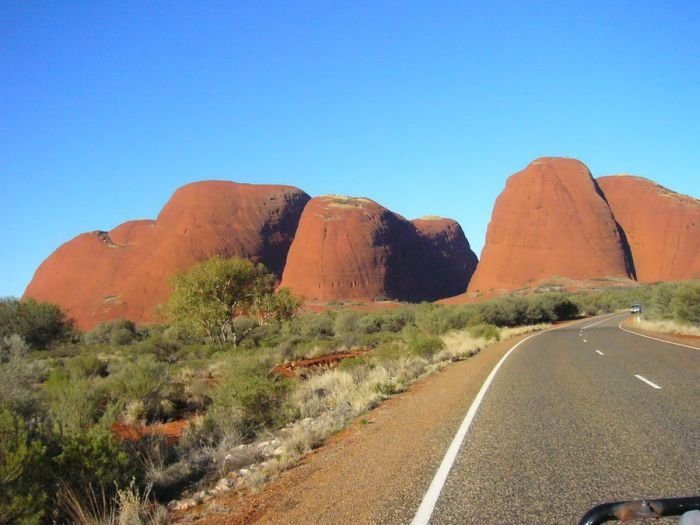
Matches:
[[1, 257, 698, 524]]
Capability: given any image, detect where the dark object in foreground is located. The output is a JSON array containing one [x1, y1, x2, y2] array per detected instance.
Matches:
[[579, 496, 700, 524]]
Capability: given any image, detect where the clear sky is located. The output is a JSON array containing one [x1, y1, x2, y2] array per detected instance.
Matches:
[[1, 1, 699, 298]]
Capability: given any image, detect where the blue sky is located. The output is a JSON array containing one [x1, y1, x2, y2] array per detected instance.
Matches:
[[1, 1, 699, 298]]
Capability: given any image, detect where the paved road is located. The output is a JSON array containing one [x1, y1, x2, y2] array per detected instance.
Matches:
[[424, 315, 700, 524]]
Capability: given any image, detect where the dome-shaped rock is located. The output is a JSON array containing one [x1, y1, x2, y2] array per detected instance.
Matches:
[[24, 181, 310, 329], [597, 175, 700, 282], [467, 157, 634, 294]]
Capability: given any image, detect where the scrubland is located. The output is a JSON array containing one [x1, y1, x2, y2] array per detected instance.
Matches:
[[1, 278, 698, 524]]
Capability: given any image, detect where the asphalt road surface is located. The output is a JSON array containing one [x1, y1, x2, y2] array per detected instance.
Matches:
[[421, 314, 700, 524]]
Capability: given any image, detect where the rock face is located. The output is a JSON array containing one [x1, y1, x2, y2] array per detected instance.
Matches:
[[24, 181, 310, 329], [411, 218, 478, 300], [279, 197, 477, 302], [467, 158, 635, 294], [597, 175, 700, 282]]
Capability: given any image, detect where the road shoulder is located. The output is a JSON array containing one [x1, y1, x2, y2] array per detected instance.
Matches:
[[174, 333, 534, 525], [620, 318, 700, 349]]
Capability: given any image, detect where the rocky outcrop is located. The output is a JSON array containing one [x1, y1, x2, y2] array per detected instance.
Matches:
[[410, 217, 478, 300], [279, 196, 407, 302], [467, 157, 635, 294], [24, 181, 310, 329], [597, 175, 700, 282], [279, 197, 477, 302]]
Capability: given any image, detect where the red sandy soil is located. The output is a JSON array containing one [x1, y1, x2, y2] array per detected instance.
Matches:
[[24, 181, 310, 330], [597, 175, 700, 282], [270, 349, 371, 378], [112, 420, 189, 445], [466, 157, 634, 297]]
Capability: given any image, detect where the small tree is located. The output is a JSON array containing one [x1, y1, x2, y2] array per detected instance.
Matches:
[[163, 256, 301, 346], [0, 298, 74, 350]]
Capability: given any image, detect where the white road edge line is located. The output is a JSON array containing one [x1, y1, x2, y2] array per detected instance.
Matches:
[[595, 350, 605, 356], [618, 320, 700, 351], [410, 314, 613, 525], [410, 332, 541, 525], [634, 374, 662, 389]]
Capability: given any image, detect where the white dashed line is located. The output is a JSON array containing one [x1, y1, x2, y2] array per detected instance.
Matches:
[[634, 374, 662, 389], [595, 350, 604, 356], [583, 339, 587, 343]]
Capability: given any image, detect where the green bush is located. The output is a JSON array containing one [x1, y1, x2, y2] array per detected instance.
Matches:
[[300, 312, 335, 338], [413, 304, 449, 335], [55, 427, 140, 498], [0, 298, 74, 350], [64, 354, 108, 378], [44, 367, 104, 435], [0, 407, 49, 525], [371, 341, 406, 362], [670, 283, 700, 324], [84, 318, 137, 346], [407, 333, 445, 359], [468, 323, 501, 341], [334, 311, 361, 336], [357, 314, 383, 334], [135, 335, 182, 363], [105, 355, 171, 423], [0, 335, 44, 419], [209, 362, 291, 440]]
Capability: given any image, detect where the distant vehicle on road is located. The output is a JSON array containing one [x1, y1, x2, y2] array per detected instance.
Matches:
[[630, 304, 642, 314]]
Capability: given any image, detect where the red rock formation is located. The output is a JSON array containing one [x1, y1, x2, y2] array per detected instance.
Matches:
[[280, 197, 477, 303], [279, 196, 403, 302], [598, 175, 700, 282], [411, 217, 478, 300], [24, 181, 310, 329], [467, 158, 634, 294]]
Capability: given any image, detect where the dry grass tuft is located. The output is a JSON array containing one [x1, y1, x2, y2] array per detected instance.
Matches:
[[634, 319, 700, 337]]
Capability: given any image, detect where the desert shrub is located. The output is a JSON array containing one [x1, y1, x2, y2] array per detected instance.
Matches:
[[55, 427, 141, 502], [135, 335, 182, 363], [473, 297, 526, 327], [550, 296, 579, 321], [0, 335, 44, 418], [43, 367, 105, 435], [413, 304, 449, 335], [371, 341, 406, 362], [209, 372, 291, 440], [84, 318, 137, 346], [357, 314, 383, 334], [468, 323, 501, 341], [0, 407, 49, 525], [333, 311, 361, 336], [406, 333, 445, 359], [300, 312, 335, 338], [379, 308, 415, 332], [337, 356, 372, 371], [670, 283, 700, 324], [64, 354, 108, 378], [205, 351, 291, 440], [439, 306, 477, 331], [0, 297, 74, 349], [105, 355, 171, 423]]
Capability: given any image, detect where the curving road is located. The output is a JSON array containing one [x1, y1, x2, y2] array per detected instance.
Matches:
[[417, 314, 700, 524]]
